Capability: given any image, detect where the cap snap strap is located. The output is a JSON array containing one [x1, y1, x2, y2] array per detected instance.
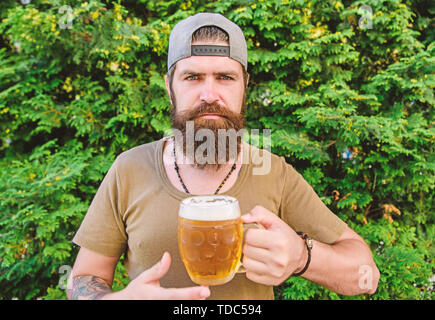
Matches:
[[191, 45, 230, 57]]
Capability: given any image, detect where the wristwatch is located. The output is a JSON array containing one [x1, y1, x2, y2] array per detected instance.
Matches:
[[293, 232, 313, 277]]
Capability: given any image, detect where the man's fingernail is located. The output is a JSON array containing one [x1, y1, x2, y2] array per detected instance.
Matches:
[[200, 287, 210, 298], [158, 252, 166, 266]]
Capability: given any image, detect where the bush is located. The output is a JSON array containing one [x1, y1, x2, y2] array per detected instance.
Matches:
[[0, 0, 433, 300]]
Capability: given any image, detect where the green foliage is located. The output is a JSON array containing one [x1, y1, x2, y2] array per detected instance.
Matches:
[[0, 0, 433, 300]]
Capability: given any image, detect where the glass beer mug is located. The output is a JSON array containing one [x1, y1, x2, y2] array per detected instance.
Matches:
[[178, 195, 246, 286]]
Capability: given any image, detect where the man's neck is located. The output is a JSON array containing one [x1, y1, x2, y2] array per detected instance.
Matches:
[[162, 138, 243, 195]]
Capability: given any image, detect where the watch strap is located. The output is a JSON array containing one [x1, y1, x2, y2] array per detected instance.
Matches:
[[293, 232, 313, 277]]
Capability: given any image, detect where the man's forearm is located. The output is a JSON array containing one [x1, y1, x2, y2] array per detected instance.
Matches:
[[67, 275, 114, 300], [300, 238, 380, 296]]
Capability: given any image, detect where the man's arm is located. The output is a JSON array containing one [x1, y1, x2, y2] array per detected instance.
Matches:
[[241, 206, 380, 296], [67, 247, 119, 300], [296, 226, 380, 295], [67, 275, 113, 300], [67, 248, 210, 300]]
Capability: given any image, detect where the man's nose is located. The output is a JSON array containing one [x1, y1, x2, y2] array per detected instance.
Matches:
[[199, 78, 219, 104]]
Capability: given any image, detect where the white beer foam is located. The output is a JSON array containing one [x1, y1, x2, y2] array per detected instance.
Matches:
[[179, 195, 240, 221]]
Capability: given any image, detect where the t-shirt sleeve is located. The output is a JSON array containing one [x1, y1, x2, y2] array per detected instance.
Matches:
[[279, 159, 347, 244], [72, 158, 127, 257]]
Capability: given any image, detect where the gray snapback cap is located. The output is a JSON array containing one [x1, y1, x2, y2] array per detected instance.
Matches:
[[167, 12, 248, 71]]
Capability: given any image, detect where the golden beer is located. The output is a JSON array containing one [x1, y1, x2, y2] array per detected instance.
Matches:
[[178, 196, 243, 286]]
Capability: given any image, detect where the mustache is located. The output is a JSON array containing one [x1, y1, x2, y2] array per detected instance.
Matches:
[[183, 102, 236, 120], [171, 101, 245, 133]]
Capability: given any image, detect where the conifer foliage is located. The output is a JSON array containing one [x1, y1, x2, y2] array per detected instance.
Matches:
[[0, 0, 433, 299]]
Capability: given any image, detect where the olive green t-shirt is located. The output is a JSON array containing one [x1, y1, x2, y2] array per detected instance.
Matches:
[[72, 136, 347, 299]]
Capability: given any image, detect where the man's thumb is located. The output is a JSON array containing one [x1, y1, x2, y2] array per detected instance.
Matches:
[[138, 252, 171, 283]]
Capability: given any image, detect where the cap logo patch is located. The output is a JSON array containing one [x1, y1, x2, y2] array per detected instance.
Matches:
[[191, 45, 230, 57]]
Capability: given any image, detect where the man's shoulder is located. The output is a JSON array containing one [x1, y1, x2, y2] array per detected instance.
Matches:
[[243, 142, 290, 178], [244, 142, 282, 163]]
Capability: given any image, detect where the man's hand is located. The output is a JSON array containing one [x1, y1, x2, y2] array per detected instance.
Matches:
[[241, 205, 306, 286], [104, 252, 210, 300]]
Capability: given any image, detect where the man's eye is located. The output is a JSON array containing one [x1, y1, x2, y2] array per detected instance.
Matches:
[[186, 75, 198, 80], [220, 75, 233, 80]]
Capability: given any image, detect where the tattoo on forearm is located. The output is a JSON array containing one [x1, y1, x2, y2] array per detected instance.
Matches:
[[67, 276, 113, 300]]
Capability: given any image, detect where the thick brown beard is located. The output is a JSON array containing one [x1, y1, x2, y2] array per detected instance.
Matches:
[[171, 102, 245, 170]]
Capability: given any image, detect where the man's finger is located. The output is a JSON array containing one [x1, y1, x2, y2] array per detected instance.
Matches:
[[242, 205, 281, 230], [244, 236, 271, 254], [138, 252, 171, 283], [242, 256, 268, 275], [154, 285, 210, 300], [244, 229, 274, 249], [245, 271, 275, 286]]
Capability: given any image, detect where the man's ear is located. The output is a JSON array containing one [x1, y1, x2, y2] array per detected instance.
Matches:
[[245, 72, 250, 88], [164, 74, 173, 106], [164, 74, 169, 93]]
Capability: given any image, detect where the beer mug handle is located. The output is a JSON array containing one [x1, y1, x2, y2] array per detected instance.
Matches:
[[236, 222, 262, 273]]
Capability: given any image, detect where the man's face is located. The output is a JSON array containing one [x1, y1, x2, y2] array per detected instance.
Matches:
[[166, 41, 247, 120], [164, 41, 248, 168]]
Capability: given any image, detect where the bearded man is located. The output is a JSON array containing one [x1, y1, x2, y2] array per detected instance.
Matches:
[[68, 13, 379, 300]]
